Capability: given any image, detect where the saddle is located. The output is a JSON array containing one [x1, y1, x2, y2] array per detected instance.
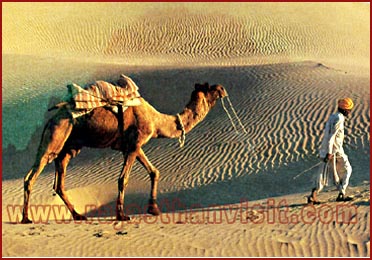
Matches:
[[49, 74, 142, 118]]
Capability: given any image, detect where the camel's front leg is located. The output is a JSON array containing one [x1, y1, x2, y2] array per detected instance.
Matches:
[[116, 152, 136, 221], [137, 149, 161, 216]]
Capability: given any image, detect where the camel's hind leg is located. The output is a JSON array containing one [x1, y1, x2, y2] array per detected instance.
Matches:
[[116, 150, 137, 221], [21, 156, 50, 223], [53, 150, 86, 221], [22, 118, 73, 224]]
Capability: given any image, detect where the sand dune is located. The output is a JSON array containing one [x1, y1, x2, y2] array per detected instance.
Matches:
[[3, 3, 369, 66], [2, 2, 370, 257]]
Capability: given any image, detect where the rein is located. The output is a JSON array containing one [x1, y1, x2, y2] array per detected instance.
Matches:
[[221, 95, 247, 134], [176, 91, 246, 148]]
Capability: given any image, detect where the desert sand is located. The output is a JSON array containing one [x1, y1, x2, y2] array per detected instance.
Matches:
[[2, 2, 370, 257]]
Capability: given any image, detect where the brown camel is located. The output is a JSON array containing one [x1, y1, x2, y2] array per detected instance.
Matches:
[[21, 82, 227, 223]]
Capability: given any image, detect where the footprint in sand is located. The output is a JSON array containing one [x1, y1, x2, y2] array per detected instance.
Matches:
[[275, 235, 303, 244]]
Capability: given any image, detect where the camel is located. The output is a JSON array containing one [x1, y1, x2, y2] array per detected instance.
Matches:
[[21, 82, 227, 223]]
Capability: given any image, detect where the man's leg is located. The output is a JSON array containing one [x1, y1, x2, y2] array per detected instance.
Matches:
[[308, 161, 327, 204], [336, 155, 352, 201]]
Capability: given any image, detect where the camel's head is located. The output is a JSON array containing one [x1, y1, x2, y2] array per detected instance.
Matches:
[[186, 83, 228, 118], [194, 83, 228, 107], [184, 83, 228, 127]]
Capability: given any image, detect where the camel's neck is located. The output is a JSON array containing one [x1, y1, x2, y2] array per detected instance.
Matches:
[[152, 94, 211, 139], [178, 97, 210, 133]]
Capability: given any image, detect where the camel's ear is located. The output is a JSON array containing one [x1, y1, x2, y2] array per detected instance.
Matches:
[[195, 83, 203, 91], [195, 82, 210, 92]]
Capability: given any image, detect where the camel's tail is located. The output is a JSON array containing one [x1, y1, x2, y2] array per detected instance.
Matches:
[[48, 102, 69, 111]]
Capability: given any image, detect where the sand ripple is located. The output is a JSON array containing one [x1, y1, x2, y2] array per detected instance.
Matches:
[[3, 3, 369, 66], [2, 3, 370, 257]]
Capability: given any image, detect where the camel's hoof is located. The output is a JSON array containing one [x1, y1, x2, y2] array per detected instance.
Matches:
[[21, 217, 33, 224], [73, 214, 88, 221], [116, 215, 131, 221], [147, 202, 161, 216]]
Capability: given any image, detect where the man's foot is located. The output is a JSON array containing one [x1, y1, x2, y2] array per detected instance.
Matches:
[[336, 193, 353, 202], [307, 195, 321, 205], [307, 188, 321, 205]]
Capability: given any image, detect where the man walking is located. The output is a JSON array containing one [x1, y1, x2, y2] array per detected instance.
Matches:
[[308, 98, 354, 204]]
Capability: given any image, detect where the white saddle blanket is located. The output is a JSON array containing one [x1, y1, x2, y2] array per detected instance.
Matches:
[[65, 74, 142, 118]]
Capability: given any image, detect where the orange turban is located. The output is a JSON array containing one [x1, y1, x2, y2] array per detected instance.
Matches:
[[338, 98, 354, 110]]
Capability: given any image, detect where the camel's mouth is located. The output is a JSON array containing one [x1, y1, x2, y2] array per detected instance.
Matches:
[[219, 92, 228, 98], [215, 85, 228, 99]]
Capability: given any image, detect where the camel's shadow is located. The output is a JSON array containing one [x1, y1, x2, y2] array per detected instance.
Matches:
[[3, 66, 235, 181], [85, 164, 314, 218]]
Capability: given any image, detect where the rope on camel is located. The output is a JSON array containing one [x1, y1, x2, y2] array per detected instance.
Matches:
[[176, 113, 186, 148]]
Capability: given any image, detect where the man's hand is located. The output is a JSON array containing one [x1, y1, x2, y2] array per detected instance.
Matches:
[[324, 153, 334, 163]]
